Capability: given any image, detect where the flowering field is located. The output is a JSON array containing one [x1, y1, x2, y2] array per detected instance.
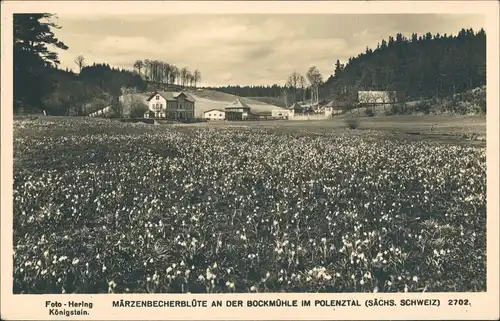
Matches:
[[13, 118, 486, 294]]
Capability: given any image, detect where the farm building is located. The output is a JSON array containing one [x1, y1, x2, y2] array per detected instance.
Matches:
[[225, 99, 251, 121], [145, 91, 196, 120], [89, 106, 112, 117], [272, 109, 294, 119], [289, 102, 313, 114], [248, 111, 273, 120], [204, 109, 225, 120], [358, 91, 397, 105]]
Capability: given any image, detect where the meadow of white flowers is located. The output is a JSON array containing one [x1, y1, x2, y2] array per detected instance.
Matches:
[[13, 118, 486, 294]]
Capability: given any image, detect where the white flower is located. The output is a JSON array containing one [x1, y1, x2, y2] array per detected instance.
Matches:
[[412, 276, 418, 282]]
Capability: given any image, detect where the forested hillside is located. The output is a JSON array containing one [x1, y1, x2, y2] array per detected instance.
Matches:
[[323, 28, 486, 103], [210, 28, 486, 107]]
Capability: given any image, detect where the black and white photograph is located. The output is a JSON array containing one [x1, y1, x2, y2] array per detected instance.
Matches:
[[8, 4, 491, 299]]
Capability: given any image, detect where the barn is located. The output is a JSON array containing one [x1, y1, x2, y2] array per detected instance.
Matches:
[[225, 99, 251, 121]]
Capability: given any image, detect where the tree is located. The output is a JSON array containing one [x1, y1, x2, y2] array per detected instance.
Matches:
[[133, 60, 144, 77], [286, 71, 302, 103], [75, 55, 85, 73], [170, 65, 179, 85], [306, 66, 323, 106], [14, 13, 68, 110], [298, 75, 307, 102], [194, 69, 201, 88], [180, 67, 188, 87]]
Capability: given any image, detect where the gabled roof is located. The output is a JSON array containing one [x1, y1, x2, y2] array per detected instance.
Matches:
[[146, 91, 196, 102], [204, 109, 225, 113], [225, 98, 251, 109]]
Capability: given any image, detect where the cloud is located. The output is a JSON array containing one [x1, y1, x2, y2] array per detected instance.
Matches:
[[53, 14, 486, 86]]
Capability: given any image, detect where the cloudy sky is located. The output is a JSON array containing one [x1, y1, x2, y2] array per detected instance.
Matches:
[[53, 14, 485, 86]]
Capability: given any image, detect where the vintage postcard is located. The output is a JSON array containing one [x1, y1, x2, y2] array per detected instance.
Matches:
[[1, 0, 499, 320]]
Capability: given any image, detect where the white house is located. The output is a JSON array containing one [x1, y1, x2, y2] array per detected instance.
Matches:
[[204, 109, 225, 120], [271, 109, 294, 119], [145, 91, 196, 120]]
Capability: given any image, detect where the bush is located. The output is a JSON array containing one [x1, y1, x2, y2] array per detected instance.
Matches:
[[365, 107, 375, 117], [415, 101, 432, 114], [130, 103, 149, 119], [345, 117, 359, 130]]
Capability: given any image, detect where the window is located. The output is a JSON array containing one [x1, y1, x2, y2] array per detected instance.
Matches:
[[219, 114, 223, 117], [156, 95, 160, 100]]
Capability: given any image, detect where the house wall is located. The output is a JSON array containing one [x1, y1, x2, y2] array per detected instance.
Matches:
[[149, 93, 196, 120], [204, 110, 225, 120], [272, 109, 294, 119], [291, 114, 333, 121], [149, 94, 168, 118]]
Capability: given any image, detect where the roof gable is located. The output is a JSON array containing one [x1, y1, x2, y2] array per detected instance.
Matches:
[[225, 98, 250, 109], [146, 91, 196, 102]]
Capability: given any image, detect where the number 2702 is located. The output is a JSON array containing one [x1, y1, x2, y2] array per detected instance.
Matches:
[[448, 299, 470, 306]]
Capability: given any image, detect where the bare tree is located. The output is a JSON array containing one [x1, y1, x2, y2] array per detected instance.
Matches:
[[180, 67, 188, 87], [162, 63, 171, 85], [75, 55, 85, 73], [144, 59, 151, 81], [185, 70, 193, 88], [306, 66, 323, 107], [194, 69, 201, 88], [170, 65, 178, 86], [286, 71, 302, 103], [298, 75, 307, 102]]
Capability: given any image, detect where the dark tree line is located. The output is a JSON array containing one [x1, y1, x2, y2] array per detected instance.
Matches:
[[14, 14, 146, 116], [14, 14, 68, 112], [209, 28, 486, 107], [323, 28, 486, 104]]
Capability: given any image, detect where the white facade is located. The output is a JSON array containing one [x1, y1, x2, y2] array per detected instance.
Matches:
[[204, 109, 225, 120], [271, 109, 294, 119], [149, 94, 168, 118]]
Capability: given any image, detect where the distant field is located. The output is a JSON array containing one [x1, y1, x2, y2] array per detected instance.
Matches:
[[247, 97, 288, 108], [196, 115, 486, 147]]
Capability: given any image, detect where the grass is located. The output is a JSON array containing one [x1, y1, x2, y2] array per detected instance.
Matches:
[[12, 116, 486, 294]]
